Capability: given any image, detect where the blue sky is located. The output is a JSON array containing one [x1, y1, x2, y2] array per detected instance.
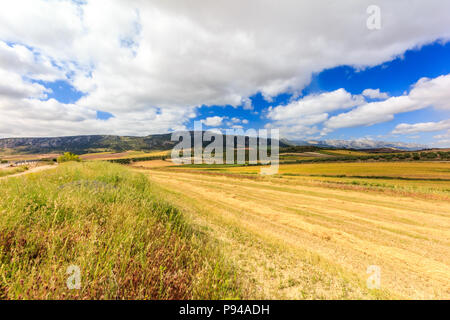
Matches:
[[187, 41, 450, 146], [1, 1, 450, 147], [25, 40, 450, 146], [44, 39, 450, 128]]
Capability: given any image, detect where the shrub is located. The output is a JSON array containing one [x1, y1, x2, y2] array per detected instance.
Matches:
[[57, 152, 81, 163]]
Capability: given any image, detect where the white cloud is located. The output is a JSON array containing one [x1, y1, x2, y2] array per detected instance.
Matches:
[[227, 117, 249, 126], [362, 89, 389, 100], [268, 89, 364, 123], [434, 130, 450, 140], [393, 119, 450, 134], [266, 89, 364, 139], [201, 116, 224, 127], [408, 74, 450, 110], [0, 0, 450, 136], [267, 73, 450, 139], [0, 68, 50, 100], [325, 96, 417, 129], [431, 130, 450, 147], [325, 74, 450, 130], [0, 42, 65, 82]]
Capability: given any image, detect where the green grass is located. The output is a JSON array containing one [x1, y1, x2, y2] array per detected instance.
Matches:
[[0, 166, 28, 178], [0, 162, 241, 299]]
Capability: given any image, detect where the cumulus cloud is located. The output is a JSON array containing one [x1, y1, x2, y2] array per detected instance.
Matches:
[[325, 96, 417, 129], [226, 117, 249, 126], [362, 89, 389, 100], [434, 131, 450, 140], [0, 0, 450, 136], [0, 42, 65, 82], [266, 73, 450, 139], [0, 69, 50, 100], [268, 89, 364, 123], [325, 74, 450, 130], [266, 89, 365, 139], [393, 119, 450, 134], [201, 116, 224, 127], [408, 74, 450, 110], [430, 130, 450, 147]]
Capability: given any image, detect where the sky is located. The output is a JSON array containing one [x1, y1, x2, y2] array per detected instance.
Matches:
[[0, 0, 450, 147]]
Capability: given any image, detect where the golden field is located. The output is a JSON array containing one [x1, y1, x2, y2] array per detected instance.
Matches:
[[1, 158, 448, 300], [139, 161, 450, 299], [80, 150, 170, 161], [195, 161, 450, 179]]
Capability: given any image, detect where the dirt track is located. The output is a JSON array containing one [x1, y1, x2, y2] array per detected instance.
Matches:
[[0, 165, 57, 180]]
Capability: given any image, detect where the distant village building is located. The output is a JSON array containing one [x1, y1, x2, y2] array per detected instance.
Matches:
[[14, 159, 40, 166]]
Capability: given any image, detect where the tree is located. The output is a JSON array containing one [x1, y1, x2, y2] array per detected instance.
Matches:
[[57, 152, 81, 163]]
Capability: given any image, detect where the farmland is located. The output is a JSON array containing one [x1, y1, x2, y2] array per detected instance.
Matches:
[[0, 155, 448, 300], [80, 150, 170, 161], [139, 161, 450, 299]]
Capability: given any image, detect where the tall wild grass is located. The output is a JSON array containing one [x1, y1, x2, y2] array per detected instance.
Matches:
[[0, 162, 241, 299], [0, 166, 28, 178]]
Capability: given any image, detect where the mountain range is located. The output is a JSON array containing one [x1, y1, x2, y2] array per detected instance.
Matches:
[[0, 134, 428, 155], [288, 139, 427, 151]]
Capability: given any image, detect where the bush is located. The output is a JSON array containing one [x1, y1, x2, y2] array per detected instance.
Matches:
[[57, 152, 81, 163], [0, 159, 7, 164], [107, 155, 167, 165]]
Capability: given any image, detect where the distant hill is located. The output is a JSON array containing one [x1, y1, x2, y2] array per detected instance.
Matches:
[[0, 134, 176, 154], [290, 139, 427, 151], [0, 133, 290, 155]]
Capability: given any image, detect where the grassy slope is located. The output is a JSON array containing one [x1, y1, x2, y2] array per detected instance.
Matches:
[[0, 162, 241, 299], [0, 166, 28, 178], [143, 163, 450, 299]]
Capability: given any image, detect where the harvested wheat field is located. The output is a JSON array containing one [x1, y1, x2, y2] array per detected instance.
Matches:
[[131, 159, 177, 169], [139, 162, 450, 300], [80, 150, 170, 161]]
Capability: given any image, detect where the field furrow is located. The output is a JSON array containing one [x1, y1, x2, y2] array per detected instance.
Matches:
[[143, 168, 450, 299]]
